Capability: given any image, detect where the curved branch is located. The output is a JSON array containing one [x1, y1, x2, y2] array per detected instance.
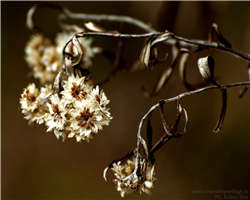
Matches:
[[133, 81, 250, 160]]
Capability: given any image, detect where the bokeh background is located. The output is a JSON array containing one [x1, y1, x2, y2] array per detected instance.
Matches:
[[1, 1, 249, 199]]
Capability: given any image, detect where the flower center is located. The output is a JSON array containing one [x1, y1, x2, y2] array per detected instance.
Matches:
[[71, 83, 86, 100], [76, 108, 95, 128], [75, 89, 79, 95]]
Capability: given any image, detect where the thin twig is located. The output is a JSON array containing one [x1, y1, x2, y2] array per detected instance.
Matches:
[[173, 34, 250, 61], [60, 31, 250, 73]]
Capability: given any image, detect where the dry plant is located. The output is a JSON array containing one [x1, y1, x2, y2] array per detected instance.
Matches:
[[19, 3, 250, 197]]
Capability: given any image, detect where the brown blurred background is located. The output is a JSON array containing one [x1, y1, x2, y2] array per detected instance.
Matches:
[[1, 1, 249, 199]]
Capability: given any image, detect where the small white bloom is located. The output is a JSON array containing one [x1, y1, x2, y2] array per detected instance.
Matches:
[[61, 74, 93, 103], [20, 83, 40, 112], [41, 46, 62, 72], [25, 34, 51, 67], [45, 94, 67, 132], [88, 85, 112, 126], [70, 100, 103, 138]]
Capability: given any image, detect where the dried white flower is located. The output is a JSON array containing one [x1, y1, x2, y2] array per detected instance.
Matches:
[[70, 100, 103, 138], [88, 85, 112, 126], [45, 94, 67, 132], [20, 83, 40, 112], [41, 46, 62, 72], [61, 74, 93, 103], [25, 34, 51, 67], [20, 83, 51, 125]]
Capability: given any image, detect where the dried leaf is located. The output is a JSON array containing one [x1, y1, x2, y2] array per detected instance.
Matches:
[[197, 56, 214, 83], [149, 133, 172, 155], [71, 36, 83, 66], [139, 35, 154, 68], [179, 50, 212, 90], [129, 60, 146, 72], [213, 88, 227, 133], [158, 99, 188, 138], [158, 100, 174, 136], [179, 51, 193, 90], [139, 31, 172, 69], [151, 30, 172, 46], [209, 23, 231, 48], [73, 64, 91, 80], [84, 22, 105, 32], [53, 71, 64, 92], [142, 45, 178, 97]]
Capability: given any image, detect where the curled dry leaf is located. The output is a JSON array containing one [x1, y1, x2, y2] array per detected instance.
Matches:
[[71, 36, 83, 66], [84, 22, 105, 32], [139, 35, 155, 69], [197, 55, 214, 83], [53, 71, 64, 93], [179, 50, 192, 90], [142, 45, 178, 97], [197, 55, 220, 87], [139, 31, 172, 69], [84, 21, 119, 34], [158, 99, 188, 138], [209, 23, 231, 48], [179, 49, 212, 91], [213, 88, 227, 133]]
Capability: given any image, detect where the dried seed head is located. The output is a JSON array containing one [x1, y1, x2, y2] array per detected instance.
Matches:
[[197, 55, 215, 83]]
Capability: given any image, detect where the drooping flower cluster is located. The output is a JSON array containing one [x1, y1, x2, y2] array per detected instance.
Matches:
[[20, 74, 112, 142], [24, 29, 101, 85], [111, 155, 156, 197]]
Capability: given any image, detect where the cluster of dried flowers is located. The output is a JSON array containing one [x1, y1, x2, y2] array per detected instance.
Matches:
[[24, 27, 101, 85], [20, 74, 112, 142], [20, 26, 111, 142], [107, 154, 156, 197]]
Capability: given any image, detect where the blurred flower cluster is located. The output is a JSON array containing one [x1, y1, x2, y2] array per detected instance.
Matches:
[[24, 27, 101, 85]]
